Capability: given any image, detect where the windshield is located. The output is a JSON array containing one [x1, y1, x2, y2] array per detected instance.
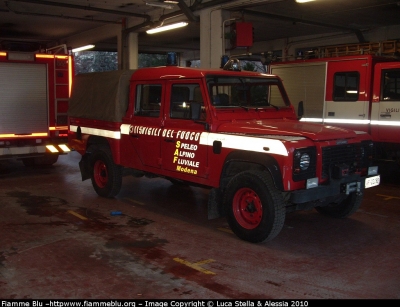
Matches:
[[206, 76, 289, 109]]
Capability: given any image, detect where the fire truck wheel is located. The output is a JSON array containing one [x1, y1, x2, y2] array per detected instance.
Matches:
[[90, 148, 122, 198], [315, 192, 363, 218], [223, 170, 285, 243]]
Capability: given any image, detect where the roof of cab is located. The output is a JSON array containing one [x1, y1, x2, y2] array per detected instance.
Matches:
[[130, 65, 274, 81]]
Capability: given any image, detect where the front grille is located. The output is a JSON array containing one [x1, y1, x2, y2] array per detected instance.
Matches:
[[322, 141, 372, 179]]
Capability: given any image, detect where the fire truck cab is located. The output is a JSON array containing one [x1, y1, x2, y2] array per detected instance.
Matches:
[[269, 51, 400, 160]]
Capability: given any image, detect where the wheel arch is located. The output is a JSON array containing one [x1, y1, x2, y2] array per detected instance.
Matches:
[[220, 151, 284, 191], [87, 135, 111, 152], [79, 136, 115, 181]]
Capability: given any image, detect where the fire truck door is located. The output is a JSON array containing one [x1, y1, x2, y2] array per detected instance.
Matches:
[[161, 81, 209, 178], [324, 59, 369, 131], [372, 66, 400, 143], [124, 82, 164, 168]]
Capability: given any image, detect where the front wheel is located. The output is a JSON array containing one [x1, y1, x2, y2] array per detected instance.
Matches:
[[90, 148, 122, 198], [315, 191, 363, 218], [223, 170, 285, 243]]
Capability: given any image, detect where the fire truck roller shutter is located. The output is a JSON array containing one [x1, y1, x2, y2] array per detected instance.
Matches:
[[0, 62, 47, 135], [270, 63, 326, 119]]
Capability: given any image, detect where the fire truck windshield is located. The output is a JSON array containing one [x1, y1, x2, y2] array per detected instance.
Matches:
[[206, 76, 289, 110]]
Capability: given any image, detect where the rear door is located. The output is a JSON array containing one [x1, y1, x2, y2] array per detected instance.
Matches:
[[123, 81, 164, 169]]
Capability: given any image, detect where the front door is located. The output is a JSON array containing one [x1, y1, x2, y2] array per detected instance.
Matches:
[[161, 80, 209, 179], [324, 58, 370, 132], [374, 66, 400, 143]]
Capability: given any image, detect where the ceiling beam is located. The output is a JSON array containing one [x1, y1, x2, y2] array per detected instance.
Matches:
[[241, 9, 366, 43], [8, 0, 152, 21]]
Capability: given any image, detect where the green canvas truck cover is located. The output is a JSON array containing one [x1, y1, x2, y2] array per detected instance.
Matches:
[[68, 70, 135, 122]]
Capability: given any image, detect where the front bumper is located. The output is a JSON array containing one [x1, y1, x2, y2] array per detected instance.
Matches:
[[290, 173, 380, 204]]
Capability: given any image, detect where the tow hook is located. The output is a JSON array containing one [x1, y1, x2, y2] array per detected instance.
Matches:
[[340, 181, 361, 195]]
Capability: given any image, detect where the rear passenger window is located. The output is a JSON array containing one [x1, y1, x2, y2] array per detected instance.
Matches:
[[135, 84, 161, 117], [333, 72, 359, 101]]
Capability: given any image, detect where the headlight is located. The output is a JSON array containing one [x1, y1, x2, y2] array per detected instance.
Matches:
[[299, 153, 310, 170], [293, 147, 316, 181]]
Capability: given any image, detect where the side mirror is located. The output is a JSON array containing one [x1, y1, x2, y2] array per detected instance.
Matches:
[[297, 100, 304, 119], [190, 102, 202, 120]]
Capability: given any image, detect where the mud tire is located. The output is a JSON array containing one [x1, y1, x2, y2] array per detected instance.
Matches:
[[90, 147, 122, 198], [315, 192, 363, 218], [223, 170, 285, 243]]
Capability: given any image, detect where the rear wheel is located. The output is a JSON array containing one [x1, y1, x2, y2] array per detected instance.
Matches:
[[90, 147, 122, 198], [223, 170, 285, 243], [315, 192, 363, 218]]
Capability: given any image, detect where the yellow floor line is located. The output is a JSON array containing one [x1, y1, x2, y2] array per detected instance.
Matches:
[[217, 227, 234, 234], [377, 194, 400, 201], [67, 210, 88, 220], [173, 258, 216, 275], [123, 198, 145, 206]]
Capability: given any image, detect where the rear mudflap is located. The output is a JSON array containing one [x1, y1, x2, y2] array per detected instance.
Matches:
[[79, 154, 91, 181]]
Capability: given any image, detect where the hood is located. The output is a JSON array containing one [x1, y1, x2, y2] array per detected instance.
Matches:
[[216, 118, 357, 142]]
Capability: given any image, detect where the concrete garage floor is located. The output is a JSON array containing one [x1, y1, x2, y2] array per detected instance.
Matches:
[[0, 152, 399, 299]]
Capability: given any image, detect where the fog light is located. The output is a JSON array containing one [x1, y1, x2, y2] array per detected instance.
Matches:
[[368, 166, 378, 176], [306, 177, 318, 189]]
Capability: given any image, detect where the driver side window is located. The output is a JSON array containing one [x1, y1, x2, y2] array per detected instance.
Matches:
[[170, 84, 205, 120]]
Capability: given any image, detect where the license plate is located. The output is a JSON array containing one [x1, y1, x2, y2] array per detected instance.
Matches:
[[365, 175, 380, 188]]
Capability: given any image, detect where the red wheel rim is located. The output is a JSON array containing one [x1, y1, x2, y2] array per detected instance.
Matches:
[[93, 160, 108, 188], [232, 187, 262, 229]]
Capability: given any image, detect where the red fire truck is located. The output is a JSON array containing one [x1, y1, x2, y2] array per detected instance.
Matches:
[[68, 59, 380, 243], [0, 46, 72, 165], [269, 51, 400, 160]]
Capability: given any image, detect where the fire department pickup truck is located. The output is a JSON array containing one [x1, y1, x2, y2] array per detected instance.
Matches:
[[68, 60, 380, 243]]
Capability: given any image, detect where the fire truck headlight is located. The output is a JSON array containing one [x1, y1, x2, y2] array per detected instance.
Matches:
[[299, 153, 310, 170], [293, 147, 316, 182]]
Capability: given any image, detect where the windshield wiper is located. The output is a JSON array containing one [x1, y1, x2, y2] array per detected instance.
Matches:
[[268, 103, 280, 110]]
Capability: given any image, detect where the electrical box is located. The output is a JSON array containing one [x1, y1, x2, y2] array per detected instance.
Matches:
[[233, 22, 253, 48]]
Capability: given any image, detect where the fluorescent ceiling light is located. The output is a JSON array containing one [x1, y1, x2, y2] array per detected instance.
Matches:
[[72, 44, 95, 52], [145, 1, 174, 9], [296, 0, 315, 3], [146, 22, 188, 34]]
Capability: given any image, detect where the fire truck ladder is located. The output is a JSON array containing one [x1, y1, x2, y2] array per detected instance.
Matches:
[[54, 55, 70, 130]]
